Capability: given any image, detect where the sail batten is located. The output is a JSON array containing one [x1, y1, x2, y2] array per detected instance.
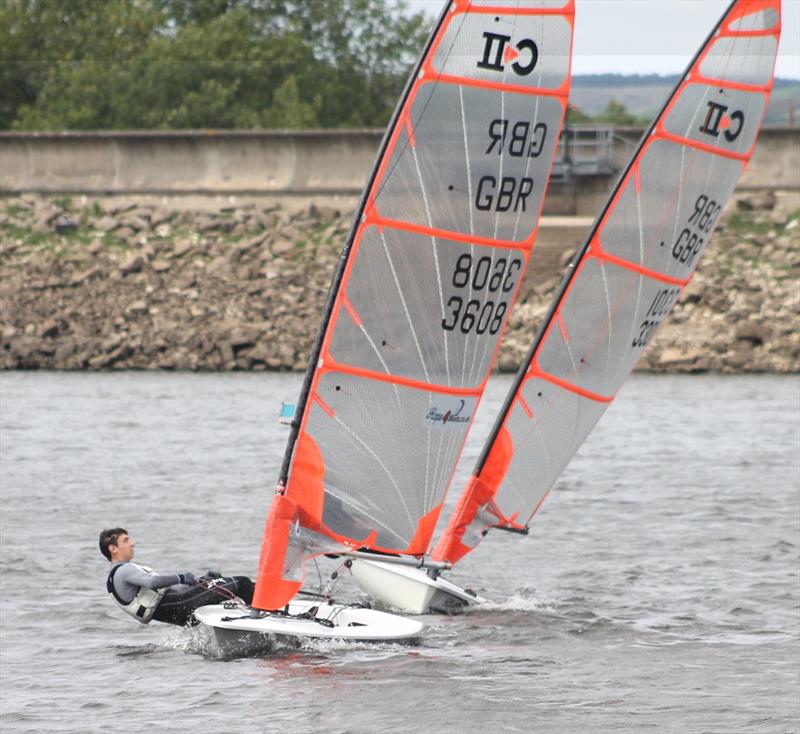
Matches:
[[254, 0, 576, 611], [433, 0, 781, 566]]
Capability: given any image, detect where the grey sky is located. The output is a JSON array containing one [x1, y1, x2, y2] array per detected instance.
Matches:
[[407, 0, 799, 79]]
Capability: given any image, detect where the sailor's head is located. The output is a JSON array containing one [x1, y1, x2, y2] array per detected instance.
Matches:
[[99, 527, 134, 563]]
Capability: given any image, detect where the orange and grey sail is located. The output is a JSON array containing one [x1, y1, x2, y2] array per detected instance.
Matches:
[[252, 0, 577, 610], [433, 0, 782, 565]]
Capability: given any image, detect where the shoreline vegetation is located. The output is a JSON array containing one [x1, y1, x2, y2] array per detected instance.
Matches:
[[0, 192, 797, 374]]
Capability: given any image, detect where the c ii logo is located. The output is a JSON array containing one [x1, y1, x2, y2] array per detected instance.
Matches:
[[699, 101, 745, 142], [477, 31, 538, 76]]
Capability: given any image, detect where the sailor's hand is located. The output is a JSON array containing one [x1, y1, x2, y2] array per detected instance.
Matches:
[[177, 572, 198, 586]]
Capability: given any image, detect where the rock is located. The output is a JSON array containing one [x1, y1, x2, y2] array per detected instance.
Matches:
[[39, 319, 60, 338], [120, 254, 145, 274], [271, 240, 294, 257], [54, 340, 77, 363], [656, 347, 703, 368], [115, 226, 136, 240], [750, 191, 777, 211], [95, 216, 119, 232], [308, 203, 340, 225], [229, 327, 260, 350], [172, 240, 193, 257], [54, 215, 80, 234], [71, 266, 104, 285], [1, 193, 794, 374], [735, 322, 770, 346], [217, 341, 235, 366], [150, 208, 174, 227], [280, 225, 302, 240], [125, 301, 149, 318], [121, 215, 149, 232]]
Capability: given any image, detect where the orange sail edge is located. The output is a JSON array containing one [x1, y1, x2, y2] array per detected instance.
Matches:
[[252, 493, 303, 611], [432, 426, 515, 565], [251, 493, 374, 611], [252, 497, 447, 610]]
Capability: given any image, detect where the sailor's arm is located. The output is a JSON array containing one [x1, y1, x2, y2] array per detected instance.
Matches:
[[116, 564, 196, 590]]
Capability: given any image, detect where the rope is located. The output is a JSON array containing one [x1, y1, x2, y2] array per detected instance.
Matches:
[[198, 578, 246, 605]]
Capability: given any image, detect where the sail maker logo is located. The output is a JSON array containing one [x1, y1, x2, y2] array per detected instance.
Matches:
[[425, 399, 471, 427]]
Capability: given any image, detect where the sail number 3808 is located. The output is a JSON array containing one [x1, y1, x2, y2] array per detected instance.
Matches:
[[442, 254, 523, 335]]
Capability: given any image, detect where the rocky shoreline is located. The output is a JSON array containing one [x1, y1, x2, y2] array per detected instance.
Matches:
[[1, 192, 798, 374]]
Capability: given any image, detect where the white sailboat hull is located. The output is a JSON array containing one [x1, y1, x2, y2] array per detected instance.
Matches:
[[194, 599, 423, 653], [350, 559, 487, 614]]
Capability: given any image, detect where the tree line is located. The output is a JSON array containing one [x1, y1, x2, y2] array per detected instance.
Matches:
[[0, 0, 429, 130], [1, 0, 653, 132]]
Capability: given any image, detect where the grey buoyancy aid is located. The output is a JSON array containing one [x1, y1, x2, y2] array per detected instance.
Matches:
[[107, 563, 167, 624]]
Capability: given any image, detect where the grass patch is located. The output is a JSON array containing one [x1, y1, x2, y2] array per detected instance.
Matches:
[[4, 204, 32, 219], [81, 201, 104, 219], [295, 223, 335, 254], [51, 196, 74, 210], [101, 233, 130, 252], [0, 222, 51, 248], [725, 212, 774, 236]]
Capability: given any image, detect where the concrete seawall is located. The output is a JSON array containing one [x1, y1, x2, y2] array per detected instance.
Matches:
[[2, 127, 798, 213]]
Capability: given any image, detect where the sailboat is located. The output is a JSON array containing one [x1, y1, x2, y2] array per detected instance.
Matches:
[[195, 0, 575, 644], [352, 0, 783, 614]]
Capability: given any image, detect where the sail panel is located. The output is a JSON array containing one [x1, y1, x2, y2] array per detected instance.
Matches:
[[432, 0, 780, 567], [306, 371, 476, 550], [431, 11, 572, 91], [535, 257, 681, 398], [470, 1, 571, 8], [493, 377, 608, 522], [254, 0, 575, 610], [699, 34, 778, 86], [662, 84, 766, 155], [728, 6, 779, 31], [373, 83, 565, 242], [329, 225, 526, 389], [598, 141, 744, 281]]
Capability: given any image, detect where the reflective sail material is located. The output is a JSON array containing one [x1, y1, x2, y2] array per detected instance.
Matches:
[[253, 0, 575, 610], [433, 0, 781, 566]]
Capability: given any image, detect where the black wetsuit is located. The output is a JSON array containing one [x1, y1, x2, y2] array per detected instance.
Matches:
[[108, 562, 254, 627]]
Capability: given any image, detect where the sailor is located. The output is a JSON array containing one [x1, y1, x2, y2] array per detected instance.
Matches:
[[99, 527, 254, 627]]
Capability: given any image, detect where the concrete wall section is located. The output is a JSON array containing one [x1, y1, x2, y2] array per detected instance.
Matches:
[[0, 130, 383, 195], [1, 127, 797, 199]]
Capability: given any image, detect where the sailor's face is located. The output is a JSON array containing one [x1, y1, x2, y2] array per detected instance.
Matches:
[[112, 534, 135, 561]]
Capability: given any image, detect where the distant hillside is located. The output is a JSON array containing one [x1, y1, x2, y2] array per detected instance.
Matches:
[[570, 75, 800, 126]]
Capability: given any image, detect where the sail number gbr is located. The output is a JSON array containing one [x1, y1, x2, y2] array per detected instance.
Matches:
[[475, 118, 547, 213], [442, 253, 523, 335], [670, 194, 722, 267]]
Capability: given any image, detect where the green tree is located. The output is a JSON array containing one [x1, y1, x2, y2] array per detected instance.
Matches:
[[0, 0, 163, 129], [593, 100, 648, 126], [565, 104, 593, 125], [2, 0, 430, 131]]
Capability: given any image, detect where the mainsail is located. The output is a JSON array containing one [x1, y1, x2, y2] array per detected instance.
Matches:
[[252, 0, 576, 610], [433, 0, 782, 565]]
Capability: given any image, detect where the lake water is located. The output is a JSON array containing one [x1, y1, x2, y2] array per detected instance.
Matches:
[[1, 372, 798, 733]]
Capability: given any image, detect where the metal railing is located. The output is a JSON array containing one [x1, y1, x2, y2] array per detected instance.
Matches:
[[552, 125, 617, 180]]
